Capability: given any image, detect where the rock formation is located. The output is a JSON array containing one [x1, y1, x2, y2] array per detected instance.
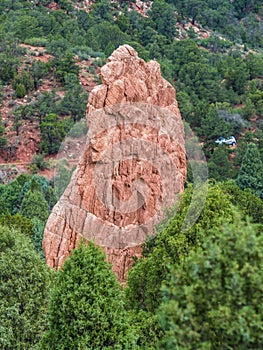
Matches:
[[43, 45, 186, 282]]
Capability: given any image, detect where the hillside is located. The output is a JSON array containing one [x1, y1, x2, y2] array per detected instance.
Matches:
[[0, 1, 263, 349], [0, 1, 262, 182]]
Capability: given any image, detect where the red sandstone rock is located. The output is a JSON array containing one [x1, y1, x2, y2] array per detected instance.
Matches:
[[43, 45, 186, 282]]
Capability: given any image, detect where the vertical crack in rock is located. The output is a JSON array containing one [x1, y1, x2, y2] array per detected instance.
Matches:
[[43, 45, 187, 282]]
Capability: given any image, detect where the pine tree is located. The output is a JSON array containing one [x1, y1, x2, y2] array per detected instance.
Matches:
[[0, 115, 7, 148], [41, 241, 135, 349], [208, 147, 232, 181], [125, 185, 234, 347], [0, 226, 51, 350], [237, 143, 263, 199], [20, 188, 49, 222], [158, 214, 263, 349], [15, 83, 26, 98]]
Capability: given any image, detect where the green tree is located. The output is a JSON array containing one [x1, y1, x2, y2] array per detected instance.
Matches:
[[31, 217, 46, 257], [197, 106, 234, 143], [237, 143, 263, 199], [125, 184, 234, 347], [90, 0, 114, 23], [29, 153, 50, 172], [87, 21, 130, 52], [184, 0, 207, 25], [224, 57, 248, 95], [0, 53, 19, 83], [158, 214, 263, 349], [15, 83, 26, 98], [245, 53, 263, 79], [0, 226, 51, 349], [14, 15, 42, 40], [41, 241, 135, 349], [0, 212, 33, 237], [33, 91, 58, 123], [125, 184, 234, 314], [20, 185, 50, 222], [52, 53, 80, 84], [208, 147, 233, 181], [29, 60, 50, 90], [0, 174, 30, 215], [40, 113, 73, 154], [0, 116, 7, 148], [220, 180, 263, 224], [149, 0, 176, 41], [59, 74, 88, 122], [165, 39, 205, 80], [178, 62, 222, 103], [12, 70, 33, 94]]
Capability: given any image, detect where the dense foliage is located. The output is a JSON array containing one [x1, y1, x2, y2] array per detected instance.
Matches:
[[125, 184, 234, 314], [41, 241, 136, 349], [0, 0, 262, 180], [158, 215, 263, 349], [0, 174, 56, 255], [0, 0, 262, 349], [0, 226, 51, 350], [236, 143, 263, 199]]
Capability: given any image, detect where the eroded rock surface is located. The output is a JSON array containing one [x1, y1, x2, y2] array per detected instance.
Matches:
[[43, 45, 186, 281]]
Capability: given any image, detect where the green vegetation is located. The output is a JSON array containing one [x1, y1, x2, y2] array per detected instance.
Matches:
[[237, 143, 263, 199], [41, 241, 135, 349], [0, 0, 262, 170], [0, 116, 7, 149], [158, 215, 263, 349], [0, 174, 56, 254], [0, 226, 51, 350], [40, 113, 73, 154], [0, 1, 262, 349]]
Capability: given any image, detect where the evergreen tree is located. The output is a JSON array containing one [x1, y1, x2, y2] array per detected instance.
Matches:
[[149, 0, 176, 41], [20, 186, 49, 222], [0, 174, 30, 215], [126, 184, 234, 315], [0, 226, 51, 350], [41, 241, 135, 349], [29, 60, 49, 90], [158, 214, 263, 349], [15, 83, 26, 98], [220, 180, 263, 224], [0, 116, 7, 148], [40, 113, 73, 155], [59, 74, 88, 122], [208, 147, 232, 181], [52, 53, 80, 84], [125, 184, 234, 347], [0, 212, 33, 237], [237, 143, 263, 199]]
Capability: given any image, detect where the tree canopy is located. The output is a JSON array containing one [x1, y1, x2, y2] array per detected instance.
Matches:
[[41, 241, 136, 349], [0, 226, 51, 350], [158, 214, 263, 349]]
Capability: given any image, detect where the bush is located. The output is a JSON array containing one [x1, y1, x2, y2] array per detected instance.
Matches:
[[24, 37, 48, 47], [15, 83, 26, 98], [29, 153, 50, 172]]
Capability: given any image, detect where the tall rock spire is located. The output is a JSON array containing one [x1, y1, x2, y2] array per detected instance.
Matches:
[[43, 45, 186, 281]]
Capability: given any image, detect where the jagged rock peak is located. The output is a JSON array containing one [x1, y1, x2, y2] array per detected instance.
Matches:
[[88, 44, 180, 116], [43, 45, 186, 282]]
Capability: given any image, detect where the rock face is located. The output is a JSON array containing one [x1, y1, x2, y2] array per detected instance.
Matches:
[[43, 45, 186, 282]]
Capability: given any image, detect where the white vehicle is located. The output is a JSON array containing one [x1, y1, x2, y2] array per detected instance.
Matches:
[[215, 136, 236, 146]]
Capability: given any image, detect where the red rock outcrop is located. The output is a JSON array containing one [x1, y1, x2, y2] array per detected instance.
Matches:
[[43, 45, 186, 281]]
